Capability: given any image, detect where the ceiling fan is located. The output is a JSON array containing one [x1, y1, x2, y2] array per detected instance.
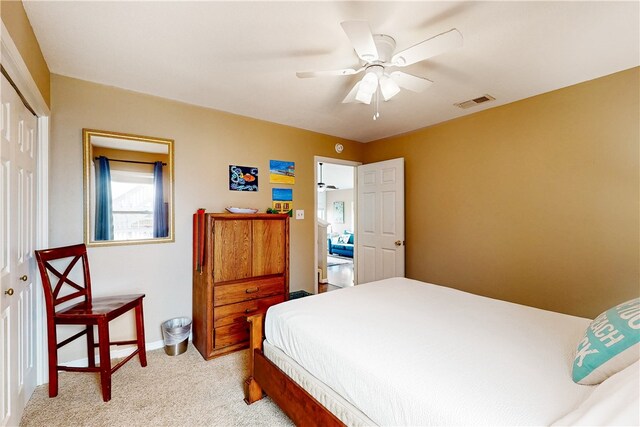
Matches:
[[317, 162, 338, 192], [297, 21, 463, 111]]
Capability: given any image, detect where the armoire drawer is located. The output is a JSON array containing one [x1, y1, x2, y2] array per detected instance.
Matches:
[[213, 294, 285, 328], [214, 276, 284, 307], [214, 322, 249, 349]]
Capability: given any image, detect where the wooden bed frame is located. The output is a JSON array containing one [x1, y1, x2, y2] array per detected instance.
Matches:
[[244, 314, 346, 427]]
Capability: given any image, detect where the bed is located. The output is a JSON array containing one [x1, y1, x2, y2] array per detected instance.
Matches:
[[244, 278, 639, 426]]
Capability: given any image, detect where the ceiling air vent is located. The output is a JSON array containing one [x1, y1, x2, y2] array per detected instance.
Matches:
[[454, 94, 495, 109]]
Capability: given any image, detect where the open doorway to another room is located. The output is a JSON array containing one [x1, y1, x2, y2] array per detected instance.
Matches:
[[316, 161, 356, 293]]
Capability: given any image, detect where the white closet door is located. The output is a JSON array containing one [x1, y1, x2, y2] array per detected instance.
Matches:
[[0, 73, 38, 427]]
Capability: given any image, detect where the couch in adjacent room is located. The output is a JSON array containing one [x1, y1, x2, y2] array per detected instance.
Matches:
[[328, 233, 354, 258]]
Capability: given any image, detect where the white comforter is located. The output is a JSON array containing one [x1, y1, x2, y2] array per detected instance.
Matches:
[[265, 278, 594, 426]]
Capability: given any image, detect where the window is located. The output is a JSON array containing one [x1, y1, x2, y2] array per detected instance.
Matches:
[[110, 170, 154, 240]]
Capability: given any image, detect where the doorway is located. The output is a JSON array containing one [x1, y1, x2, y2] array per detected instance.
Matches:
[[314, 157, 360, 294]]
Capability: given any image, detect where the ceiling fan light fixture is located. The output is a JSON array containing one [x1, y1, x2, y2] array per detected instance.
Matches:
[[360, 72, 379, 93], [380, 74, 401, 101], [355, 89, 374, 104], [355, 72, 379, 104]]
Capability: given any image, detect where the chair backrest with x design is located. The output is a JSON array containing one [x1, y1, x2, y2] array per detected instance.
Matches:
[[35, 243, 93, 315]]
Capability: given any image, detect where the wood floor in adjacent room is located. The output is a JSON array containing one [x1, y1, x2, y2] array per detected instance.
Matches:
[[319, 258, 353, 293]]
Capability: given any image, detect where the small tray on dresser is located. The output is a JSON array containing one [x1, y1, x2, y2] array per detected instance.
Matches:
[[226, 207, 259, 214]]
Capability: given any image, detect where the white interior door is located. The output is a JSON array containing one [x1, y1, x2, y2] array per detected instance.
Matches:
[[356, 158, 405, 284], [1, 73, 38, 427]]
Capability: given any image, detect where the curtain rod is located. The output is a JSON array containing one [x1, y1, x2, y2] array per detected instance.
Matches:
[[95, 156, 167, 166]]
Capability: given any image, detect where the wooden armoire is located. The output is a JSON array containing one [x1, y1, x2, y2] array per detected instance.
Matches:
[[192, 213, 289, 360]]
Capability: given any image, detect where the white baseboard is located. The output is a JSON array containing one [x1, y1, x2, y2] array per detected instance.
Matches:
[[317, 268, 328, 283], [64, 339, 167, 368]]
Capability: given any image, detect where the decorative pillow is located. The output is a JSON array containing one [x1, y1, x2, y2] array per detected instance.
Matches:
[[337, 234, 350, 244], [572, 298, 639, 385]]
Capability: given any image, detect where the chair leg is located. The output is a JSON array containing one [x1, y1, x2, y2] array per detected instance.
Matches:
[[135, 301, 147, 367], [86, 325, 95, 367], [97, 320, 112, 402], [46, 324, 59, 398]]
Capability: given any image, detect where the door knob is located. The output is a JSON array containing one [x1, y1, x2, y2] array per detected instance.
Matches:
[[395, 240, 402, 246], [4, 288, 14, 296], [19, 275, 28, 281]]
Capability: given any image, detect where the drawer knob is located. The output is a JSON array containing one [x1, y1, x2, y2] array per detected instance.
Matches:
[[245, 287, 259, 294], [245, 308, 258, 314]]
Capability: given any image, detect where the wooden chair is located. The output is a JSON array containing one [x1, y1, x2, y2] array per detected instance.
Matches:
[[35, 243, 147, 402]]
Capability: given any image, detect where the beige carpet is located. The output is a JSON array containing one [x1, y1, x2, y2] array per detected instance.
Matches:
[[20, 346, 293, 427]]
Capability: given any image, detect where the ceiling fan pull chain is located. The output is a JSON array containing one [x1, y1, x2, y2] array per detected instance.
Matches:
[[373, 88, 380, 120], [372, 92, 376, 120]]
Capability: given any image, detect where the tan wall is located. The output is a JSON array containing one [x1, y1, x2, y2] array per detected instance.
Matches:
[[363, 67, 640, 319], [1, 0, 50, 106], [50, 74, 363, 361]]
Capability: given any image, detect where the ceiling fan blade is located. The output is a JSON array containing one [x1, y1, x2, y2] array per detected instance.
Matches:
[[390, 71, 433, 92], [391, 28, 463, 66], [340, 21, 379, 63], [342, 81, 361, 103], [379, 75, 401, 101], [296, 68, 363, 78]]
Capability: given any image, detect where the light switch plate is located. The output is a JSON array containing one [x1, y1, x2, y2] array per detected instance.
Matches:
[[295, 210, 304, 220]]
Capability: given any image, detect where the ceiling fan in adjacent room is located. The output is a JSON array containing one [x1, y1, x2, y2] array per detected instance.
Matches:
[[317, 163, 338, 192], [297, 21, 463, 118]]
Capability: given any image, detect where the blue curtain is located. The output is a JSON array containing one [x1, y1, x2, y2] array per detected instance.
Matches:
[[153, 161, 168, 237], [95, 156, 114, 240]]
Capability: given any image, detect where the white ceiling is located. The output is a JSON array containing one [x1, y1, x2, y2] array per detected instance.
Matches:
[[318, 162, 355, 190], [23, 1, 639, 143]]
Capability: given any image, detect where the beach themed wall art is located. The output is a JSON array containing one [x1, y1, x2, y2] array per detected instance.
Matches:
[[229, 165, 258, 191], [269, 160, 295, 184]]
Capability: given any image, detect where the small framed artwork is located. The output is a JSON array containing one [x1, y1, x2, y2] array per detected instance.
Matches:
[[229, 165, 258, 191], [272, 188, 293, 213], [269, 160, 295, 184], [333, 201, 344, 224]]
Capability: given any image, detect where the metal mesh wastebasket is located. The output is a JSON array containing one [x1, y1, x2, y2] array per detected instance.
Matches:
[[161, 317, 192, 356]]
